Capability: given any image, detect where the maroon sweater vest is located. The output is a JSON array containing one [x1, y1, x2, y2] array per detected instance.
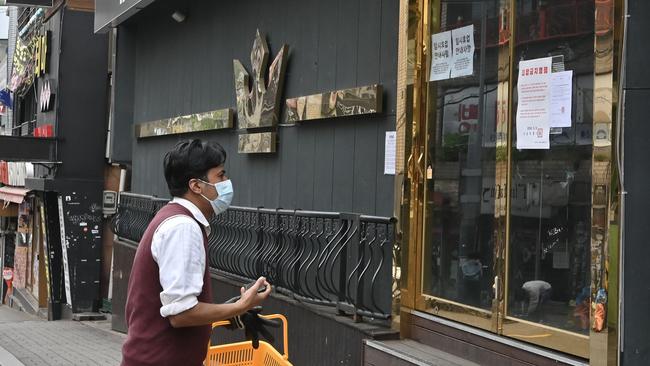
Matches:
[[121, 203, 213, 366]]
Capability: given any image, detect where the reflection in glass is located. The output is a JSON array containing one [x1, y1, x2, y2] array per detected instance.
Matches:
[[422, 1, 500, 311], [508, 0, 594, 335]]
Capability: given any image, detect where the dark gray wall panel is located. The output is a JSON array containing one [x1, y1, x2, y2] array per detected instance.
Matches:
[[313, 123, 335, 212], [380, 0, 399, 116], [279, 126, 299, 209], [335, 0, 359, 90], [126, 0, 398, 217], [111, 24, 136, 164], [622, 89, 650, 365], [315, 0, 337, 93], [332, 120, 356, 213], [622, 2, 650, 364], [296, 125, 316, 210], [357, 0, 382, 86], [626, 0, 650, 89], [353, 120, 378, 214], [57, 9, 108, 181]]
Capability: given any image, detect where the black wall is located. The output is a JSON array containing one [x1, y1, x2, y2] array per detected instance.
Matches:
[[622, 0, 650, 364], [110, 24, 136, 165], [37, 9, 109, 313], [116, 0, 398, 217], [57, 9, 109, 181]]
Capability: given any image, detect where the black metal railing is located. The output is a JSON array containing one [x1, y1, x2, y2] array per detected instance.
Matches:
[[111, 192, 396, 322], [110, 193, 168, 242]]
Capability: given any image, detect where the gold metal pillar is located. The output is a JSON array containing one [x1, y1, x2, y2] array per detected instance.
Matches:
[[494, 0, 515, 334], [394, 0, 411, 323], [589, 0, 619, 364], [402, 0, 428, 314]]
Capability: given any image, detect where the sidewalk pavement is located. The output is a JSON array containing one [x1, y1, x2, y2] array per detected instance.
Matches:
[[0, 305, 125, 366]]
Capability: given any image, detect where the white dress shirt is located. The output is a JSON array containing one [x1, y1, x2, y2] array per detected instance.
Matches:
[[151, 197, 211, 318]]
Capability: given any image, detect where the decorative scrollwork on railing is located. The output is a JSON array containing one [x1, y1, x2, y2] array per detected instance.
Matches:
[[111, 193, 396, 322], [111, 192, 168, 243]]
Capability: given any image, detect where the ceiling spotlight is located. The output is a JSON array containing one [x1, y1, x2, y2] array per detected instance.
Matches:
[[171, 11, 186, 23]]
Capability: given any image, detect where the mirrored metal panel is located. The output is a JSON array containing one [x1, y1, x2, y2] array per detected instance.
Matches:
[[285, 85, 383, 123], [134, 109, 233, 138]]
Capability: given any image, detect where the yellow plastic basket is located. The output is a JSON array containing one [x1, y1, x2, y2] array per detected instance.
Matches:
[[205, 314, 292, 366]]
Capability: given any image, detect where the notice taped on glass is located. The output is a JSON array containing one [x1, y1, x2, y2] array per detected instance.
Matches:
[[429, 30, 452, 81], [516, 57, 552, 149], [429, 25, 475, 81], [450, 24, 475, 79]]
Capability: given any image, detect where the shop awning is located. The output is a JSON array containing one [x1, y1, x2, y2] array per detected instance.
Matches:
[[0, 186, 30, 204]]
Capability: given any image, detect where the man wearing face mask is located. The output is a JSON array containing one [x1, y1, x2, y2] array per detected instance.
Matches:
[[121, 139, 271, 366]]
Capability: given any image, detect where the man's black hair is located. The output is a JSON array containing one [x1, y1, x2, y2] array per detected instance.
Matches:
[[163, 139, 227, 197]]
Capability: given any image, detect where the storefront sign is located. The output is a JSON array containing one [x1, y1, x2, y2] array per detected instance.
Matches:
[[34, 31, 50, 77], [516, 57, 552, 149], [10, 38, 35, 93], [39, 79, 55, 112], [429, 25, 475, 81]]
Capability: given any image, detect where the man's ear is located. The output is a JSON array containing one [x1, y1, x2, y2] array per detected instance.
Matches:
[[188, 179, 203, 195]]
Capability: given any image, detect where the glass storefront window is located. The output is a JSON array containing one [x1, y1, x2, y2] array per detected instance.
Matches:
[[422, 0, 501, 311], [507, 0, 595, 335], [406, 0, 616, 359]]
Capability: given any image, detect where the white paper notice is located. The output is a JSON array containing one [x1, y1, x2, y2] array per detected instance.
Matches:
[[429, 31, 452, 81], [384, 131, 397, 175], [550, 70, 573, 128], [450, 25, 475, 79], [516, 57, 553, 149]]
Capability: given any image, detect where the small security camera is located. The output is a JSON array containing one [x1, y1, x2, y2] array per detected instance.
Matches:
[[171, 11, 186, 23]]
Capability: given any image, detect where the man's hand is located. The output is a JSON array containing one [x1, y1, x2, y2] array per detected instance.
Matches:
[[236, 277, 271, 311], [168, 278, 271, 328]]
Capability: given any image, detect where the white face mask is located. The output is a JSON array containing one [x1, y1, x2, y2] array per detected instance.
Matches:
[[199, 179, 234, 215]]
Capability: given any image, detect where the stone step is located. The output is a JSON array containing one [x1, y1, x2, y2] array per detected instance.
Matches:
[[72, 312, 107, 321], [364, 339, 480, 366]]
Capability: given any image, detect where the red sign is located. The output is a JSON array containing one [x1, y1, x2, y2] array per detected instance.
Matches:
[[2, 268, 13, 281]]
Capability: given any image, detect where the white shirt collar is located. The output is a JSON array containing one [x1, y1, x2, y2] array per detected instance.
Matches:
[[171, 197, 211, 236]]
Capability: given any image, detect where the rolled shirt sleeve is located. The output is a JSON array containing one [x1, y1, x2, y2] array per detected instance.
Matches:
[[151, 215, 206, 318]]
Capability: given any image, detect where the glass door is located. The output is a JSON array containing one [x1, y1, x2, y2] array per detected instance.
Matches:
[[407, 0, 618, 360], [419, 0, 507, 333], [501, 0, 613, 359]]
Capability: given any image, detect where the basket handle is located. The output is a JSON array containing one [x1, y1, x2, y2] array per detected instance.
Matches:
[[210, 313, 290, 360]]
